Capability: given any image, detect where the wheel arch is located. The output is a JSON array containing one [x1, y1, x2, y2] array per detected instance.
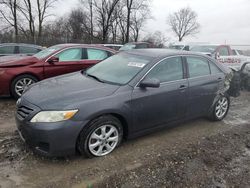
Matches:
[[9, 72, 40, 96], [80, 112, 130, 140]]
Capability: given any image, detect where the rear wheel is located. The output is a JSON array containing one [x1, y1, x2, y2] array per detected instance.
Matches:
[[209, 95, 230, 121], [11, 74, 38, 99], [77, 115, 123, 158]]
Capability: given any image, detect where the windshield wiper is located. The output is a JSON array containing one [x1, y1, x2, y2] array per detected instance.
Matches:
[[86, 73, 105, 83]]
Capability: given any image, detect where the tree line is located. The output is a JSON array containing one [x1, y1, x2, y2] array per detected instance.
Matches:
[[0, 0, 200, 46]]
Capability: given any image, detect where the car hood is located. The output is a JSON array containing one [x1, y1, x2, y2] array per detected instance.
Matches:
[[22, 72, 120, 109], [0, 56, 38, 67]]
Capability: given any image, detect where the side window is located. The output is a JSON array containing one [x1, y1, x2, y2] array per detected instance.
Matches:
[[210, 62, 222, 74], [218, 47, 229, 56], [19, 46, 39, 54], [0, 46, 15, 54], [232, 50, 237, 55], [186, 57, 210, 78], [146, 57, 183, 83], [87, 49, 108, 60], [56, 48, 82, 62]]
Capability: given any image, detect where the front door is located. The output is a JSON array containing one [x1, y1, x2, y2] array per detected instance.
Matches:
[[131, 56, 188, 133], [44, 48, 85, 78]]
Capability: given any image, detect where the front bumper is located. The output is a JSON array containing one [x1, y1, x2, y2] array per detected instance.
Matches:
[[15, 98, 87, 157], [16, 117, 86, 157]]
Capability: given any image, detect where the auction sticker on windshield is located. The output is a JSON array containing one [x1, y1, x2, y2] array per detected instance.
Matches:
[[128, 62, 146, 68]]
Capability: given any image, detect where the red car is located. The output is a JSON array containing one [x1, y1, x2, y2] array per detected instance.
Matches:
[[0, 44, 116, 99]]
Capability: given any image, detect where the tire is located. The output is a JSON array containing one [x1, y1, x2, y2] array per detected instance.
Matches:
[[10, 74, 38, 99], [209, 95, 230, 121], [77, 115, 123, 158]]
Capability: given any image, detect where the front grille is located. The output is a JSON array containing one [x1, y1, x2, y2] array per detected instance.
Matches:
[[17, 105, 34, 120]]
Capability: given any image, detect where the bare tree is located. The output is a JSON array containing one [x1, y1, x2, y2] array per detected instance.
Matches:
[[79, 0, 94, 43], [143, 31, 169, 48], [19, 0, 35, 42], [0, 0, 20, 42], [168, 7, 200, 42], [125, 0, 133, 42], [42, 17, 71, 45], [124, 0, 150, 42], [130, 1, 150, 42], [93, 0, 120, 43], [36, 0, 57, 39]]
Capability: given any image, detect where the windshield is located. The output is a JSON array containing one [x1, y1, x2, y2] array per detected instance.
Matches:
[[237, 50, 244, 55], [85, 53, 152, 85], [190, 45, 218, 53], [119, 44, 136, 51], [33, 45, 62, 59]]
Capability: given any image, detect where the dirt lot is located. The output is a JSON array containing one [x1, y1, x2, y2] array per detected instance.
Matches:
[[0, 92, 250, 188]]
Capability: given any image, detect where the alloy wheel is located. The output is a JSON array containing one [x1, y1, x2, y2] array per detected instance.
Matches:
[[88, 125, 119, 156], [215, 97, 229, 119], [15, 78, 35, 97]]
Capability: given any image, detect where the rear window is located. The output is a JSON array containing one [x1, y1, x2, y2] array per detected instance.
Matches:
[[87, 49, 108, 60]]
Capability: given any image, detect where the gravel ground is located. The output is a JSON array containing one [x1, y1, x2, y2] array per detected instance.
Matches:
[[0, 92, 249, 188], [97, 124, 250, 188]]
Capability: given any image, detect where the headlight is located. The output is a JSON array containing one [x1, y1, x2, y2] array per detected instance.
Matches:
[[30, 110, 78, 123]]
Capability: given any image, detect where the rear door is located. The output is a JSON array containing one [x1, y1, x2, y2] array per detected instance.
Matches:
[[185, 56, 225, 118], [83, 48, 111, 68], [131, 56, 188, 132]]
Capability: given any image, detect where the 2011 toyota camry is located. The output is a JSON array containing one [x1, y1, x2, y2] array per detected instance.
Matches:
[[15, 49, 233, 157]]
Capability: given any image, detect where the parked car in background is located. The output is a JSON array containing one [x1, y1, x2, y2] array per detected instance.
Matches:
[[169, 43, 190, 51], [232, 49, 245, 56], [119, 42, 153, 51], [102, 44, 123, 51], [189, 44, 250, 70], [16, 49, 235, 157], [0, 43, 44, 57], [0, 44, 116, 99], [190, 44, 250, 92]]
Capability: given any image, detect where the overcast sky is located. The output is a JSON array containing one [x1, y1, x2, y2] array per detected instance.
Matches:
[[54, 0, 250, 45]]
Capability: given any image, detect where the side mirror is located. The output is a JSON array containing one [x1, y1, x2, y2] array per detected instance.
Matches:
[[214, 52, 220, 60], [47, 56, 59, 64], [139, 78, 160, 88]]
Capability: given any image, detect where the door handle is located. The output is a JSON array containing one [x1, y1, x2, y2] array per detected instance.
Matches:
[[179, 85, 187, 90], [217, 77, 223, 82]]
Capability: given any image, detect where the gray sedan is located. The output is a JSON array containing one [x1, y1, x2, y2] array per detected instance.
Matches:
[[16, 49, 232, 157]]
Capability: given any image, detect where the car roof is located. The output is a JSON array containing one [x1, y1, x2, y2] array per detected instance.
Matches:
[[123, 48, 208, 59], [52, 43, 117, 52], [0, 43, 44, 49], [123, 48, 229, 74]]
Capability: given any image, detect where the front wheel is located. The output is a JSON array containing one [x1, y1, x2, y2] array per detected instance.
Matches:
[[209, 95, 230, 121], [11, 74, 38, 99], [77, 115, 123, 158]]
